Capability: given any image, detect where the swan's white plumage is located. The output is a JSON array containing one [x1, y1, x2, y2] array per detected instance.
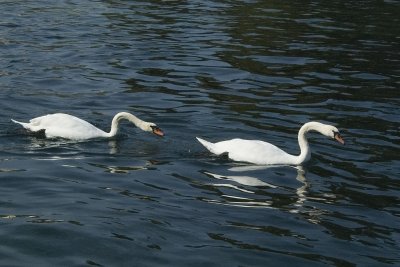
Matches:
[[12, 112, 164, 140], [197, 121, 344, 166], [197, 137, 298, 165], [13, 114, 108, 139]]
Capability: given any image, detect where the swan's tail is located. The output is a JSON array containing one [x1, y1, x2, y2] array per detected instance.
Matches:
[[196, 137, 218, 154], [11, 119, 30, 129]]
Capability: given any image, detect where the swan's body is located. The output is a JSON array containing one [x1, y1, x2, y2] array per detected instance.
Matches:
[[12, 112, 164, 140], [197, 122, 344, 165]]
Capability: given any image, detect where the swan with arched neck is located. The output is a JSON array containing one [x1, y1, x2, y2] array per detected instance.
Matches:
[[12, 112, 164, 140], [196, 121, 344, 165]]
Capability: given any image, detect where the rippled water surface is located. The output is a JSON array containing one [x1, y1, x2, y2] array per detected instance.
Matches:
[[1, 1, 399, 266]]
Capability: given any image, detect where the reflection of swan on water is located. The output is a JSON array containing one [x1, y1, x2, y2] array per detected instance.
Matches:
[[291, 166, 308, 211], [204, 170, 277, 195], [204, 171, 277, 188], [230, 165, 311, 212], [108, 140, 119, 154], [203, 165, 312, 210], [197, 121, 344, 165], [12, 112, 164, 140], [205, 165, 330, 223]]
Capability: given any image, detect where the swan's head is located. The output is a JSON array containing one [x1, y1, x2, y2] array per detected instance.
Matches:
[[145, 122, 164, 137], [320, 125, 344, 144], [116, 112, 164, 137]]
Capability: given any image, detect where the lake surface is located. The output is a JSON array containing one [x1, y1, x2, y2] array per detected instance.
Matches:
[[1, 1, 399, 266]]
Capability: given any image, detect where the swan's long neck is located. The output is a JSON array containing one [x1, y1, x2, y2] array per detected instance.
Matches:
[[296, 122, 325, 164], [107, 112, 148, 137]]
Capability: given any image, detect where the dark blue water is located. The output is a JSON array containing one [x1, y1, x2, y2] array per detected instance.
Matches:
[[1, 1, 399, 266]]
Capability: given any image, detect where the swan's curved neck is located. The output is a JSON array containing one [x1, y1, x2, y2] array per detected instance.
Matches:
[[107, 112, 147, 137], [296, 122, 325, 164]]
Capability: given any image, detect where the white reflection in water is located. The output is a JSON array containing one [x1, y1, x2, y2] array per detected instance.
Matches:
[[204, 165, 321, 216], [204, 171, 277, 188], [108, 140, 118, 154]]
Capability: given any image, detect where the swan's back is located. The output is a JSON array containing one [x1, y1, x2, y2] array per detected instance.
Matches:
[[25, 113, 107, 139], [200, 138, 299, 165]]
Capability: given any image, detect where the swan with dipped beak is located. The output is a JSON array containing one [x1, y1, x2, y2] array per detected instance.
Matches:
[[12, 112, 164, 140]]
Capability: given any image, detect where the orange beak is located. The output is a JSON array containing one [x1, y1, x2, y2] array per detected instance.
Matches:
[[334, 132, 344, 144], [152, 126, 164, 137]]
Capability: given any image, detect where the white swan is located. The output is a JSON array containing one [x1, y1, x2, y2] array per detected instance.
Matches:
[[196, 121, 344, 165], [11, 112, 164, 140]]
